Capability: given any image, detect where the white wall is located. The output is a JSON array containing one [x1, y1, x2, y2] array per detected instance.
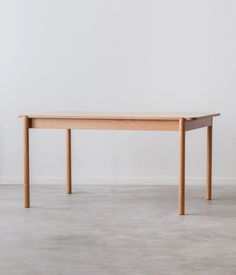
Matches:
[[0, 0, 236, 184]]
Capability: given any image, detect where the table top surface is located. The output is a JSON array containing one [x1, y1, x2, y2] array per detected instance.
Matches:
[[20, 112, 220, 121]]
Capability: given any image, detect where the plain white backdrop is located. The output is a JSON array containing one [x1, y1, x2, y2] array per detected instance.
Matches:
[[0, 0, 235, 184]]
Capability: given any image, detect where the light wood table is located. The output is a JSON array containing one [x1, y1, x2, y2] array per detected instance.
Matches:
[[20, 112, 220, 215]]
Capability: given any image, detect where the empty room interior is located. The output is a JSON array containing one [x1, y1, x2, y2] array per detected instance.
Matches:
[[0, 1, 236, 275]]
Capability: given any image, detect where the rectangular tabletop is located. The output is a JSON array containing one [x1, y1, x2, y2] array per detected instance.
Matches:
[[20, 112, 220, 131], [21, 112, 220, 120]]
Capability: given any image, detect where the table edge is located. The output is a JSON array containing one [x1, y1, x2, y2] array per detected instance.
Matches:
[[19, 113, 220, 121]]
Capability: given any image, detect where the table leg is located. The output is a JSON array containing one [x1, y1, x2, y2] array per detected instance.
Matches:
[[23, 116, 30, 208], [179, 118, 185, 215], [206, 124, 213, 200], [66, 129, 72, 194]]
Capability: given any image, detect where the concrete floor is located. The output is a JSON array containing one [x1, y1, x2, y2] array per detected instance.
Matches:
[[0, 185, 236, 275]]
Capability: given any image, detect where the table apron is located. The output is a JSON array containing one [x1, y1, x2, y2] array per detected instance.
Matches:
[[30, 118, 179, 131], [29, 117, 212, 131], [185, 117, 212, 131]]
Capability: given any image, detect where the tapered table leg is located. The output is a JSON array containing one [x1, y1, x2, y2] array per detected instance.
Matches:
[[66, 129, 72, 194], [206, 125, 213, 200], [179, 118, 185, 215], [23, 116, 30, 208]]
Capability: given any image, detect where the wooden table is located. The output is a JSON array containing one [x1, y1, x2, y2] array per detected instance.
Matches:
[[20, 112, 220, 215]]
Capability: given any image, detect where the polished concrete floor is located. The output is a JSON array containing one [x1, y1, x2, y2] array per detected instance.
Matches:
[[0, 185, 236, 275]]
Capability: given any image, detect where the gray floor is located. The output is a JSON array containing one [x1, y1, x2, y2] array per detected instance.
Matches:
[[0, 185, 236, 275]]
